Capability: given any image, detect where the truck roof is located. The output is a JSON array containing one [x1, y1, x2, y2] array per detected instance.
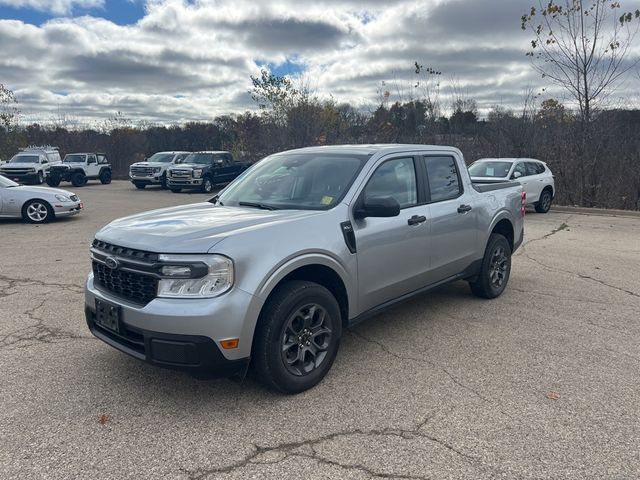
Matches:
[[191, 151, 230, 154], [278, 144, 462, 156]]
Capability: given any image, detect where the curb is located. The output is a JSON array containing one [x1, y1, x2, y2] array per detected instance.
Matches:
[[551, 205, 640, 218]]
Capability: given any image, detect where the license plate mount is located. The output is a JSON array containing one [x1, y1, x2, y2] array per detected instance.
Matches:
[[95, 299, 121, 333]]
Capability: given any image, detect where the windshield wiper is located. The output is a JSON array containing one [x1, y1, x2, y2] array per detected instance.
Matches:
[[238, 201, 278, 211]]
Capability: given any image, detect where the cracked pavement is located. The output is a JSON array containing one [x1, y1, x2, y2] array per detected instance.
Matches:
[[1, 181, 640, 479]]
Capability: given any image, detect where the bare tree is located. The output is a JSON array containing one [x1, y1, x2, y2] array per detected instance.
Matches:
[[521, 0, 640, 123], [0, 83, 19, 130]]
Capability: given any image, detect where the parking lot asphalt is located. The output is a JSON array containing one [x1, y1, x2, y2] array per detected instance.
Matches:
[[1, 181, 640, 479]]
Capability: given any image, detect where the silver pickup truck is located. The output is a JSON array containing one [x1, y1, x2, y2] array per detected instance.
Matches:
[[85, 145, 525, 393]]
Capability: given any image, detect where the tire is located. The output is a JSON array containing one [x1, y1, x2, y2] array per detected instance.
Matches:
[[201, 176, 214, 194], [36, 171, 44, 184], [251, 281, 342, 394], [71, 172, 87, 187], [469, 233, 512, 299], [46, 175, 61, 187], [22, 199, 53, 224], [170, 188, 182, 193], [535, 189, 552, 213], [160, 173, 168, 190], [99, 169, 112, 185], [134, 182, 146, 190]]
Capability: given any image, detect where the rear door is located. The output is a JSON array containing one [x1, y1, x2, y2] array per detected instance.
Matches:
[[512, 162, 537, 202], [526, 161, 547, 202], [422, 154, 478, 282], [353, 155, 431, 312]]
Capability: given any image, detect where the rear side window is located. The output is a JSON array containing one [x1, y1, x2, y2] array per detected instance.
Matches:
[[424, 156, 462, 202], [526, 162, 543, 176], [364, 158, 417, 208]]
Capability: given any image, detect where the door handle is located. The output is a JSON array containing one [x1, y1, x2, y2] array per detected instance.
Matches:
[[408, 215, 427, 226], [457, 204, 472, 214]]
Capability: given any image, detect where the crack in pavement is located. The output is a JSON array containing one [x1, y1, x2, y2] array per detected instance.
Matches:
[[0, 295, 91, 350], [516, 217, 640, 300], [0, 273, 84, 298], [184, 415, 491, 480], [347, 331, 514, 421]]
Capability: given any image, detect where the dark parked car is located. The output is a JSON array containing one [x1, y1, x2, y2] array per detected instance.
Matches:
[[166, 151, 251, 193]]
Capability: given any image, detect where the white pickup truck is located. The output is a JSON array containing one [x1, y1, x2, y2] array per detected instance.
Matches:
[[129, 151, 191, 189], [0, 146, 62, 185]]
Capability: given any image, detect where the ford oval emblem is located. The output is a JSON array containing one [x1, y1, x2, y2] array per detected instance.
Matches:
[[104, 256, 119, 270]]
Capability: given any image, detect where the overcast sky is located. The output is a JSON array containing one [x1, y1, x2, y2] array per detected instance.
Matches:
[[1, 0, 639, 125]]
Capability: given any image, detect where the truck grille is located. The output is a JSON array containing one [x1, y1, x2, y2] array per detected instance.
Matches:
[[0, 168, 34, 175], [170, 169, 191, 178], [92, 261, 158, 305], [91, 240, 159, 304], [131, 166, 154, 176]]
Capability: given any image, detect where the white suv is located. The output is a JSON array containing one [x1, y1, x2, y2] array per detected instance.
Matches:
[[469, 158, 555, 213]]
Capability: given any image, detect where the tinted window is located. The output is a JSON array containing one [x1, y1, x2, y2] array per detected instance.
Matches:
[[87, 155, 97, 164], [468, 161, 513, 178], [513, 163, 527, 178], [184, 153, 215, 165], [526, 162, 542, 176], [425, 156, 462, 202], [364, 158, 417, 208]]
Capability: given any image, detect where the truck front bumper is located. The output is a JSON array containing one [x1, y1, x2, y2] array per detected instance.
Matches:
[[1, 172, 39, 183], [167, 178, 203, 189], [84, 273, 259, 375], [130, 175, 163, 185]]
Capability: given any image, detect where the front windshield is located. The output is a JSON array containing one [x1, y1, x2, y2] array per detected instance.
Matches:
[[184, 153, 214, 165], [219, 153, 369, 210], [468, 161, 513, 178], [147, 153, 176, 163], [0, 175, 19, 187], [9, 155, 39, 164], [64, 154, 86, 163]]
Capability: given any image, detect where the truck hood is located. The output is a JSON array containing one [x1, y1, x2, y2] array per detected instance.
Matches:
[[131, 162, 169, 167], [95, 203, 323, 253], [2, 163, 38, 168]]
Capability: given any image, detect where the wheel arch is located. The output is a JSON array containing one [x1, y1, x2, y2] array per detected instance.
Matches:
[[488, 214, 514, 252], [21, 198, 54, 220]]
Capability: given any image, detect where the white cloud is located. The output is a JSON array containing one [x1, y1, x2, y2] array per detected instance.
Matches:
[[1, 0, 639, 125]]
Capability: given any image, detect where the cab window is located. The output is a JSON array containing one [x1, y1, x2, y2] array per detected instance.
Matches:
[[424, 156, 462, 202], [363, 158, 417, 209]]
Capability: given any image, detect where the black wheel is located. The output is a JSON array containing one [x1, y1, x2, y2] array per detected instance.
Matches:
[[134, 182, 146, 190], [36, 171, 44, 184], [71, 172, 87, 187], [160, 173, 168, 190], [46, 175, 61, 187], [252, 281, 342, 394], [535, 189, 552, 213], [22, 199, 53, 224], [469, 233, 512, 299], [170, 188, 182, 193], [99, 169, 112, 185], [201, 176, 214, 193]]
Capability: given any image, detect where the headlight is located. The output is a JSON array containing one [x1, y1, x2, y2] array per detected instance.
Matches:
[[153, 167, 161, 173], [157, 254, 233, 298], [192, 168, 203, 178], [55, 194, 71, 202]]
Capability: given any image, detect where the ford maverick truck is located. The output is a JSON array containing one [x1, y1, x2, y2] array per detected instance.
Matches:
[[85, 145, 525, 393]]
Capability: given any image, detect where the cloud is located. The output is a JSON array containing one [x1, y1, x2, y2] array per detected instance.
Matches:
[[1, 0, 639, 125]]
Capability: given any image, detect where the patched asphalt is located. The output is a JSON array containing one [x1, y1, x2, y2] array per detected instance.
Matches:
[[1, 181, 639, 479]]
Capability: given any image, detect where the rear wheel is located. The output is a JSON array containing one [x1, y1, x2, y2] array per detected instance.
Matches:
[[252, 281, 342, 394], [535, 189, 552, 213], [134, 182, 146, 190], [22, 200, 53, 224], [99, 169, 112, 185], [71, 172, 87, 187], [469, 233, 512, 299]]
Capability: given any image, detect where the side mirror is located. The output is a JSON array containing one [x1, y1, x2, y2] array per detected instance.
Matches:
[[513, 171, 522, 179], [355, 196, 401, 219]]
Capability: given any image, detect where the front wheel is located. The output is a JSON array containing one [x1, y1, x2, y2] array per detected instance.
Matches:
[[22, 200, 53, 224], [160, 173, 168, 190], [535, 189, 552, 213], [99, 169, 112, 184], [47, 175, 61, 187], [251, 281, 342, 394], [71, 172, 87, 187], [37, 171, 44, 184], [469, 233, 512, 299], [201, 176, 214, 193]]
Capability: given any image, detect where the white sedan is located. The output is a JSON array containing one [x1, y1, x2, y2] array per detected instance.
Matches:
[[469, 158, 555, 213], [0, 175, 83, 223]]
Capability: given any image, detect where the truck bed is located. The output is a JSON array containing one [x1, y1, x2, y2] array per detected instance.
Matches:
[[472, 180, 520, 193]]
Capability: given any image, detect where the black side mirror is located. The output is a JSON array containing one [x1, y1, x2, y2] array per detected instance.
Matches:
[[355, 196, 401, 219]]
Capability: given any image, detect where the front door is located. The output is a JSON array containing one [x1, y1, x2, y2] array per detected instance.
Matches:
[[353, 156, 431, 313], [86, 155, 100, 177], [422, 155, 478, 282]]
